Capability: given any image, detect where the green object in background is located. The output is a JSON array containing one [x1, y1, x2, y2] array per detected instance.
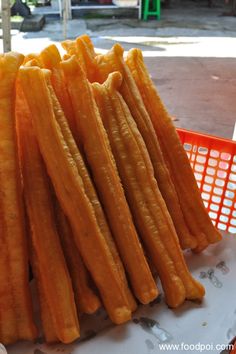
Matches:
[[11, 14, 23, 20], [142, 0, 160, 20]]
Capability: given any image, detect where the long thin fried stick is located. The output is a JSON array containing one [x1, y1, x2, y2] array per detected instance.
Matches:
[[75, 35, 98, 82], [0, 52, 37, 345], [23, 53, 43, 66], [29, 246, 58, 344], [79, 34, 96, 57], [39, 290, 58, 343], [93, 72, 205, 307], [62, 35, 99, 82], [61, 39, 77, 55], [19, 66, 131, 325], [126, 48, 222, 252], [95, 43, 198, 251], [44, 70, 136, 312], [0, 203, 18, 344], [54, 201, 102, 315], [16, 83, 80, 343], [39, 45, 77, 142], [24, 210, 57, 344], [61, 56, 158, 305]]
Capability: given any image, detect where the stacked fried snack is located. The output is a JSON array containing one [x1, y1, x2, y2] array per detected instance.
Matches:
[[0, 36, 222, 346], [0, 53, 37, 345]]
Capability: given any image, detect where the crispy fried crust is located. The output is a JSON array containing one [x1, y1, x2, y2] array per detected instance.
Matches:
[[61, 56, 158, 305], [44, 69, 136, 312], [39, 45, 78, 143], [16, 83, 80, 343], [93, 72, 205, 307], [94, 44, 198, 251], [126, 48, 222, 252], [0, 52, 37, 345], [19, 66, 131, 325], [54, 201, 102, 315]]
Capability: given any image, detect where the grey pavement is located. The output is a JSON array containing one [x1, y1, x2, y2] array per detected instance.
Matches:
[[146, 57, 236, 138], [1, 1, 236, 138]]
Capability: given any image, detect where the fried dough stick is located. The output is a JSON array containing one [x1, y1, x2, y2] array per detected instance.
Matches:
[[30, 246, 58, 343], [19, 66, 131, 325], [93, 72, 205, 307], [39, 45, 77, 141], [61, 39, 76, 56], [0, 53, 37, 345], [16, 84, 80, 343], [126, 49, 222, 252], [0, 215, 17, 344], [44, 70, 136, 312], [62, 35, 99, 82], [54, 202, 102, 315], [24, 207, 57, 344], [39, 290, 58, 343], [26, 56, 136, 312], [75, 35, 98, 82], [23, 53, 43, 66], [61, 56, 158, 305], [94, 44, 197, 251], [78, 34, 96, 56]]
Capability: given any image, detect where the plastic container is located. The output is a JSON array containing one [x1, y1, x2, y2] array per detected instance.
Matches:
[[177, 128, 236, 234]]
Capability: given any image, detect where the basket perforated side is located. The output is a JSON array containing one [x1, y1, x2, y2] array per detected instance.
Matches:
[[177, 128, 236, 234]]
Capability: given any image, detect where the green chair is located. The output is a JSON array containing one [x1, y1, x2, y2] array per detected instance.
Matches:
[[142, 0, 161, 20]]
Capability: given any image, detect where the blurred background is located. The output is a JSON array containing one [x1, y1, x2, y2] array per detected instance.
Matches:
[[0, 0, 236, 138]]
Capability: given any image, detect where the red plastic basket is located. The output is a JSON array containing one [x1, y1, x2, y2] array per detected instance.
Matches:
[[177, 128, 236, 234]]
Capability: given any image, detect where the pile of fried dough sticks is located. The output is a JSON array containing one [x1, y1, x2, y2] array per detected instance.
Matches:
[[0, 35, 222, 346]]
